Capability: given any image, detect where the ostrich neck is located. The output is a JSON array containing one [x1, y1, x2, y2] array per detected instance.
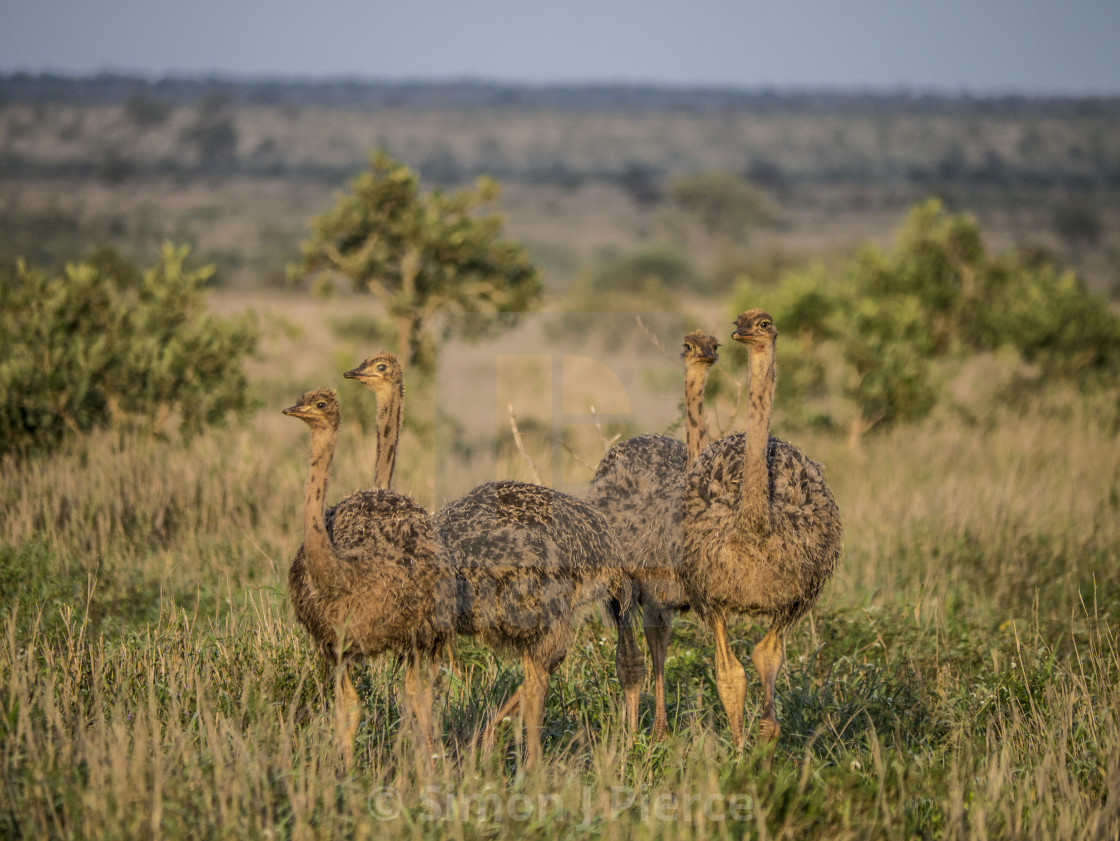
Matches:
[[303, 424, 340, 587], [373, 382, 404, 491], [684, 363, 712, 462], [737, 342, 776, 538]]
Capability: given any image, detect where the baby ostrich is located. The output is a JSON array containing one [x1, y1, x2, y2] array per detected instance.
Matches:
[[284, 387, 445, 762], [679, 310, 842, 746], [585, 330, 720, 738], [434, 480, 627, 766], [345, 353, 629, 767]]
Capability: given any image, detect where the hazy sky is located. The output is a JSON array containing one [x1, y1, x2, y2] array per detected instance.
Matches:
[[2, 0, 1119, 95]]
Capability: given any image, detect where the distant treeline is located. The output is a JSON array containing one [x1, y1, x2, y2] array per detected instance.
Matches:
[[2, 72, 1119, 117]]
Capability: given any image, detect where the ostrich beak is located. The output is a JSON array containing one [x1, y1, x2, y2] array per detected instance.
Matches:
[[282, 404, 313, 419], [344, 364, 381, 384]]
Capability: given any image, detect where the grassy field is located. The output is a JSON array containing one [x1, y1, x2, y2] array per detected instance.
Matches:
[[2, 291, 1119, 840]]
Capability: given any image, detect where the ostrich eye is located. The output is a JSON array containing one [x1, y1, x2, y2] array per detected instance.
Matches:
[[683, 343, 693, 352], [376, 364, 387, 372], [759, 320, 772, 329], [315, 401, 326, 409]]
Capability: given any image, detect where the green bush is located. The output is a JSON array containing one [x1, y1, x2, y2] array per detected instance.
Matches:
[[968, 255, 1120, 379], [0, 243, 258, 455], [590, 243, 695, 295], [730, 198, 1120, 438], [667, 171, 776, 244]]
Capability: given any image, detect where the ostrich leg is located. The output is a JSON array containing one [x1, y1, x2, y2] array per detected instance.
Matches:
[[712, 615, 747, 748], [612, 597, 646, 731], [519, 656, 551, 768], [336, 664, 361, 765], [644, 604, 674, 738], [402, 650, 438, 761], [751, 623, 785, 741]]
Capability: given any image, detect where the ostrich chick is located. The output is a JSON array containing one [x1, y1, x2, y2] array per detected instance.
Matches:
[[343, 351, 404, 491], [434, 480, 628, 766], [679, 310, 842, 745], [284, 388, 445, 762], [585, 330, 720, 738]]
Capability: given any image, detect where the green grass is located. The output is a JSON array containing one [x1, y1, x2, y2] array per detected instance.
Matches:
[[2, 368, 1119, 839], [3, 584, 1116, 838]]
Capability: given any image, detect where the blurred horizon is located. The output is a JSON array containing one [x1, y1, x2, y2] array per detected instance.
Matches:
[[5, 69, 1120, 102], [2, 0, 1119, 97]]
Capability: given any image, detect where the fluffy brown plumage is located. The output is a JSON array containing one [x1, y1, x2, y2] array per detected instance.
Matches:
[[585, 330, 719, 737], [284, 387, 446, 761], [434, 479, 628, 767], [679, 310, 842, 745]]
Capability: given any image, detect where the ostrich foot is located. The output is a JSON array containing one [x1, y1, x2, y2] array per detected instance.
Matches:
[[758, 717, 780, 742]]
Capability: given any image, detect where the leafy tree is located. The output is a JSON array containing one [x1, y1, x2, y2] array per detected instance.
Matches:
[[1, 244, 257, 455], [615, 161, 664, 207], [968, 254, 1120, 379], [838, 279, 939, 440], [883, 199, 987, 353], [293, 151, 542, 371], [665, 172, 776, 249]]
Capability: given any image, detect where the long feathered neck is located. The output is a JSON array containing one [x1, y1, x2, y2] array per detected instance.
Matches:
[[373, 380, 404, 491], [684, 362, 713, 463], [304, 423, 340, 586], [737, 339, 776, 538]]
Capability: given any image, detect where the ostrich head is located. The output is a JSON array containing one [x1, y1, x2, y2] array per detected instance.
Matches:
[[343, 351, 404, 398], [731, 309, 777, 350], [282, 387, 341, 431], [682, 330, 720, 367]]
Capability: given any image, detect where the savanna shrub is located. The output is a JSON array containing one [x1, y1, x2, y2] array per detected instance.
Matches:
[[1, 243, 257, 455], [590, 244, 695, 295], [730, 198, 1120, 437]]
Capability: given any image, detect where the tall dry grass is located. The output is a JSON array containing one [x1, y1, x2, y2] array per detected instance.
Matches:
[[2, 319, 1119, 838]]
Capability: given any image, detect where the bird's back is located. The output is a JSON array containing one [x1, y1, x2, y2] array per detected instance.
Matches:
[[289, 489, 447, 658], [434, 480, 625, 656], [586, 433, 688, 600]]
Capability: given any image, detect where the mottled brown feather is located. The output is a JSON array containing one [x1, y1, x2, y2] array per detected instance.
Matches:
[[434, 479, 627, 672], [680, 434, 841, 626]]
